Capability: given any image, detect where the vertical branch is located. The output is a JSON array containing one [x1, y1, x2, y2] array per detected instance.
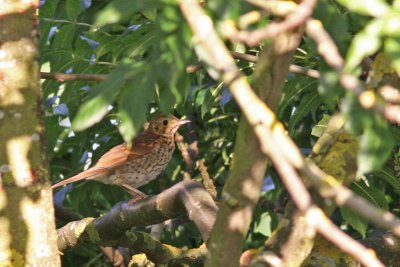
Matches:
[[0, 5, 60, 266], [179, 2, 303, 266]]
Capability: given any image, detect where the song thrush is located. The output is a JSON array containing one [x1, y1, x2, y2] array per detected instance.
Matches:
[[52, 115, 190, 196]]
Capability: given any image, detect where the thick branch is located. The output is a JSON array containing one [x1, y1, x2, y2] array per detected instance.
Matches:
[[179, 0, 392, 265], [57, 180, 217, 252], [180, 1, 400, 238]]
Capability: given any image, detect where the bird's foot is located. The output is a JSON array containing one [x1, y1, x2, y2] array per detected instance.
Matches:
[[122, 184, 147, 205]]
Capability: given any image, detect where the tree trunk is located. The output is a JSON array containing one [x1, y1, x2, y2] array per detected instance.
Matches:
[[0, 4, 60, 266]]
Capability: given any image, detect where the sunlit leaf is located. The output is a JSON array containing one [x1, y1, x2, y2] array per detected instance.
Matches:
[[345, 19, 384, 72], [384, 37, 400, 76], [254, 212, 273, 237], [383, 13, 400, 36], [336, 0, 389, 17], [311, 114, 331, 137], [95, 0, 159, 26], [117, 73, 156, 143], [72, 61, 139, 131]]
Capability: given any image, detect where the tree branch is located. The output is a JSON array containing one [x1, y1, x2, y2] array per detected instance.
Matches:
[[40, 72, 107, 82], [178, 0, 395, 265], [40, 52, 319, 83], [225, 0, 317, 46], [57, 180, 217, 252]]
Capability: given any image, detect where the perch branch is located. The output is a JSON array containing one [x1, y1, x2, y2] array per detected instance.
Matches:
[[57, 180, 217, 263]]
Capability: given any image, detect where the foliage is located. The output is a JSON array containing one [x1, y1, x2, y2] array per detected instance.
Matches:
[[38, 0, 400, 265]]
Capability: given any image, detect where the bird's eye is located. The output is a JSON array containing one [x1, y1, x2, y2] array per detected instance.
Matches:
[[163, 119, 168, 126]]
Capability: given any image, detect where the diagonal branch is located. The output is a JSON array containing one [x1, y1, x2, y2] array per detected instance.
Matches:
[[178, 0, 396, 265], [57, 180, 217, 252]]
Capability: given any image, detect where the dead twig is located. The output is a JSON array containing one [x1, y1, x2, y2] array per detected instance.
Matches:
[[199, 159, 217, 200], [225, 0, 317, 46], [175, 132, 194, 180]]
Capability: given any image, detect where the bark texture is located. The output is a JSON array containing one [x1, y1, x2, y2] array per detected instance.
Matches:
[[205, 29, 303, 267], [0, 7, 60, 266]]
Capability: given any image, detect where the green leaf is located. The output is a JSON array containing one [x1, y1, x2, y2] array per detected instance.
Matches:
[[95, 0, 159, 27], [289, 91, 321, 132], [141, 8, 157, 22], [383, 13, 400, 36], [253, 212, 273, 237], [357, 114, 394, 176], [384, 37, 400, 76], [352, 181, 388, 210], [317, 69, 341, 109], [342, 93, 370, 135], [279, 76, 318, 118], [208, 0, 241, 20], [345, 19, 384, 72], [340, 207, 368, 238], [72, 61, 139, 131], [311, 114, 331, 137], [66, 0, 83, 20], [117, 74, 156, 143], [375, 166, 400, 195], [336, 0, 389, 17]]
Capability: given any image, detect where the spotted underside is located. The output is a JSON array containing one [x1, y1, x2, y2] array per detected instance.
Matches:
[[92, 137, 175, 188]]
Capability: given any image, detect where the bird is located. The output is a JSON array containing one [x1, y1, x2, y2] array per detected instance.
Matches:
[[52, 115, 190, 197]]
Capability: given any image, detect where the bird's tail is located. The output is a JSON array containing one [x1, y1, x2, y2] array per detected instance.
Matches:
[[51, 168, 106, 189]]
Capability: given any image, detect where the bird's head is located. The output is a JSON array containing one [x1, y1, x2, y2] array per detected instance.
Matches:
[[148, 115, 190, 136]]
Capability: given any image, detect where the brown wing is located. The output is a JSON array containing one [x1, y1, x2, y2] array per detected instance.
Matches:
[[52, 132, 160, 189]]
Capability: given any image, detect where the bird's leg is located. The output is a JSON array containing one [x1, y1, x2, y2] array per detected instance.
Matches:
[[121, 184, 147, 204]]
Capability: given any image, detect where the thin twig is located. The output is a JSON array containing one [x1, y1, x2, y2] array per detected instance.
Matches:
[[187, 52, 320, 78], [40, 72, 107, 82], [309, 208, 384, 267], [245, 0, 297, 17], [41, 18, 94, 28], [379, 85, 400, 104], [226, 0, 317, 46], [40, 53, 319, 82], [199, 159, 217, 200], [238, 10, 264, 29], [175, 132, 193, 180]]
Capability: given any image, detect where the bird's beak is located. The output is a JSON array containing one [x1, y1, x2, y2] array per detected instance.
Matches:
[[174, 119, 191, 127]]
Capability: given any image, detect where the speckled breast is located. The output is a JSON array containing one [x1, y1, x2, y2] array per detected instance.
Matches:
[[107, 138, 175, 188]]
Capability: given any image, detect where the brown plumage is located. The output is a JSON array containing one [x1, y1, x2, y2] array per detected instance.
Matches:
[[52, 115, 190, 196]]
